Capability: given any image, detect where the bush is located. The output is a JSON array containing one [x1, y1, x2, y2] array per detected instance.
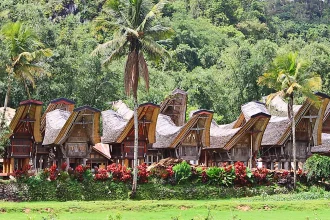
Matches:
[[304, 154, 330, 183], [172, 161, 191, 184], [205, 166, 235, 186], [234, 162, 252, 186]]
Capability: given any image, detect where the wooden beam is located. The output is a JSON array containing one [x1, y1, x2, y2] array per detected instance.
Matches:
[[302, 116, 318, 119]]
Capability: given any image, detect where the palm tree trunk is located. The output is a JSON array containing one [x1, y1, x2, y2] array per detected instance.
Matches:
[[289, 94, 297, 189], [131, 96, 139, 197], [1, 76, 13, 128]]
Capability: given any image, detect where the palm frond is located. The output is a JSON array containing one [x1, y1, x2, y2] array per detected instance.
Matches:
[[102, 40, 128, 66], [92, 32, 127, 56], [145, 25, 174, 40], [138, 51, 149, 92], [141, 37, 171, 61], [137, 0, 168, 32]]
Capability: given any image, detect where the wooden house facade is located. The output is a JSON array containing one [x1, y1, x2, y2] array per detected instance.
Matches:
[[101, 101, 160, 167], [42, 105, 108, 169], [204, 101, 271, 167], [2, 100, 43, 175], [261, 93, 329, 169], [152, 110, 213, 163], [39, 98, 75, 169]]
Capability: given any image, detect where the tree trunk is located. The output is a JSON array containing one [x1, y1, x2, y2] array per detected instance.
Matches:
[[1, 76, 13, 129], [131, 96, 139, 197], [288, 94, 297, 189]]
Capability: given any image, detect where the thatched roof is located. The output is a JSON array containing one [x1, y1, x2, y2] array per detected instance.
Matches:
[[152, 114, 181, 148], [112, 100, 133, 121], [160, 88, 187, 126], [92, 143, 111, 159], [42, 109, 71, 145], [41, 98, 75, 133], [101, 101, 160, 144], [101, 110, 128, 143], [311, 133, 330, 153], [54, 106, 101, 145], [210, 101, 270, 150], [9, 100, 43, 143], [262, 93, 329, 146], [153, 110, 213, 149], [0, 107, 16, 127], [261, 116, 290, 146]]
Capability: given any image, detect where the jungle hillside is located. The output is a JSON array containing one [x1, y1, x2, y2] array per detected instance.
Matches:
[[1, 0, 330, 124]]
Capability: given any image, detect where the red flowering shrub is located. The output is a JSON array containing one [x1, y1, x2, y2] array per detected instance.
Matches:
[[234, 162, 252, 186], [138, 163, 149, 183], [61, 162, 67, 171], [253, 167, 269, 185], [50, 164, 58, 181], [95, 168, 109, 181], [74, 165, 85, 181], [107, 163, 132, 182], [14, 164, 32, 181]]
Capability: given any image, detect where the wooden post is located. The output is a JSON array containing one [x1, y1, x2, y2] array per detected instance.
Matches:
[[9, 158, 14, 173], [204, 151, 208, 167], [250, 133, 253, 169], [66, 158, 69, 171]]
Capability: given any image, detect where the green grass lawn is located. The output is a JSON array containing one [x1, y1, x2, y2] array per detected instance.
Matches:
[[1, 195, 330, 220]]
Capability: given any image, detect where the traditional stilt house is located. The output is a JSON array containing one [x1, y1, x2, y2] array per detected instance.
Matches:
[[311, 100, 330, 156], [39, 98, 75, 169], [152, 110, 213, 163], [43, 105, 103, 169], [261, 93, 329, 169], [101, 101, 160, 167], [1, 100, 43, 175], [160, 88, 187, 126], [204, 101, 270, 167]]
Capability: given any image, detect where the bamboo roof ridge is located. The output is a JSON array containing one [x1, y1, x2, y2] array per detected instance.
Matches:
[[42, 109, 71, 145], [210, 101, 271, 150], [40, 98, 75, 133], [0, 107, 16, 127], [9, 100, 43, 143]]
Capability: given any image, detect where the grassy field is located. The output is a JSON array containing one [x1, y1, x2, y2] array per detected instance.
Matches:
[[1, 194, 330, 220]]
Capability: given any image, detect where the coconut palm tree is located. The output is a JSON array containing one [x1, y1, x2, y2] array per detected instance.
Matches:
[[92, 0, 173, 196], [0, 21, 52, 128], [258, 52, 322, 188]]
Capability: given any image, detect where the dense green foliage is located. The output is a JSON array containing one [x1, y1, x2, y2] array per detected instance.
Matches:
[[304, 154, 330, 183], [1, 0, 330, 123]]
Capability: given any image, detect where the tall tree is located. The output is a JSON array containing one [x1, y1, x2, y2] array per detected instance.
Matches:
[[258, 52, 322, 188], [92, 0, 173, 196], [0, 21, 52, 128]]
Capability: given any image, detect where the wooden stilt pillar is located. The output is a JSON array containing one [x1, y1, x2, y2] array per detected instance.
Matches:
[[66, 158, 69, 171], [9, 158, 14, 173]]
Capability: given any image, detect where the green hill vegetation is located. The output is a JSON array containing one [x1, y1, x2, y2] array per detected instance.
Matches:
[[1, 0, 330, 123]]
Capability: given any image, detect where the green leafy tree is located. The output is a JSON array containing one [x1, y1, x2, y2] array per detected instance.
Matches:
[[258, 52, 322, 188], [0, 21, 52, 128], [92, 0, 173, 196]]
